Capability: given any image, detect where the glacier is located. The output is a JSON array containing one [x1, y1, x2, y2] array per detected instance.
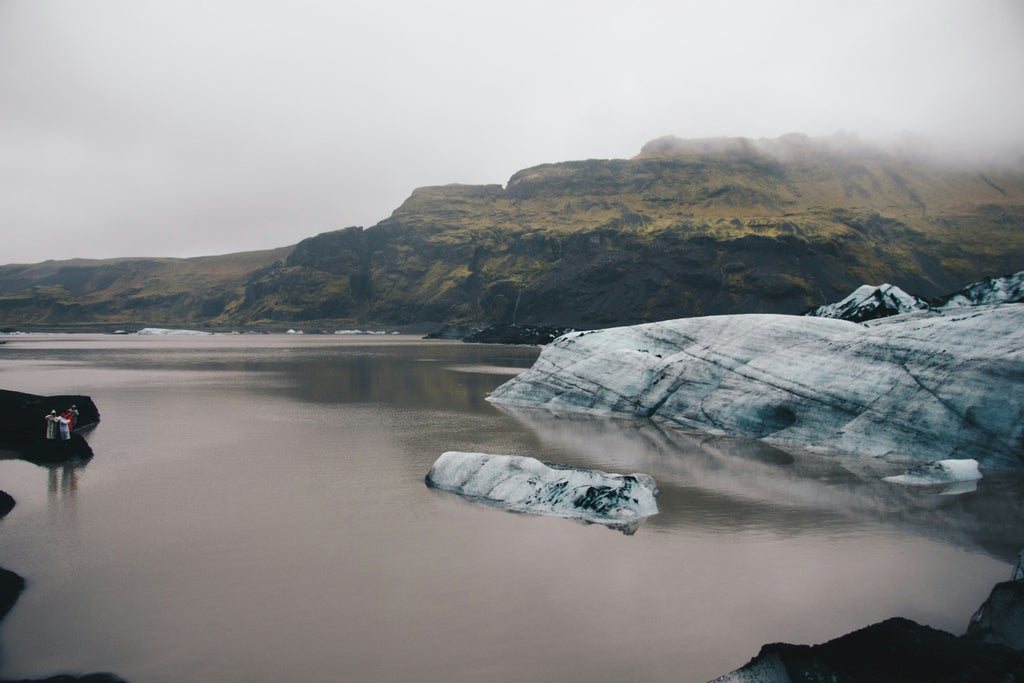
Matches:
[[487, 305, 1024, 470], [424, 451, 658, 533]]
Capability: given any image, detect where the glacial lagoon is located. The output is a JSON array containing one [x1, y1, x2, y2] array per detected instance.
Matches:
[[0, 334, 1021, 682]]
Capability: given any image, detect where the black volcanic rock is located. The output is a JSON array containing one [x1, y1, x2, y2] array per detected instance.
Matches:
[[462, 323, 573, 345], [0, 390, 99, 463], [423, 324, 480, 340], [715, 617, 1024, 682], [0, 674, 129, 683], [714, 550, 1024, 682], [0, 490, 13, 517], [0, 566, 25, 623]]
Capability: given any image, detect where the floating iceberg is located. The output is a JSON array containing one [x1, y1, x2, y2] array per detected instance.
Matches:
[[135, 327, 212, 336], [882, 459, 982, 491], [425, 451, 658, 533], [488, 306, 1024, 470]]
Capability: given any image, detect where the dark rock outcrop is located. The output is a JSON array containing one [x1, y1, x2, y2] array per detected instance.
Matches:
[[0, 490, 14, 517], [714, 550, 1024, 682], [714, 617, 1024, 682], [462, 323, 574, 345], [0, 390, 99, 463], [0, 566, 25, 623], [425, 323, 574, 345], [0, 673, 129, 683]]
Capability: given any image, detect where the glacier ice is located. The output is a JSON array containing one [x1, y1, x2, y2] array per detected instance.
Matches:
[[882, 459, 982, 491], [807, 269, 1024, 322], [938, 269, 1024, 309], [488, 306, 1024, 470], [135, 327, 212, 336], [424, 451, 658, 532], [808, 283, 928, 321]]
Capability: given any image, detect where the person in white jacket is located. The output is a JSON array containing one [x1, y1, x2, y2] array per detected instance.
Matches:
[[45, 410, 60, 440], [56, 413, 71, 440]]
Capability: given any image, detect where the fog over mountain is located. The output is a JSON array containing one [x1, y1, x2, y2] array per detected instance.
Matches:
[[2, 0, 1022, 265]]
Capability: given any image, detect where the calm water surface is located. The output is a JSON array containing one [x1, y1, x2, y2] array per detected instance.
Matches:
[[0, 334, 1021, 682]]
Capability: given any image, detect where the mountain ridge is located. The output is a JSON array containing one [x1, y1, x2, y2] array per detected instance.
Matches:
[[2, 134, 1023, 330]]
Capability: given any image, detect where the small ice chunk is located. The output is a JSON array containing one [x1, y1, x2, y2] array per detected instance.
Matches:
[[135, 327, 212, 336], [882, 458, 982, 487]]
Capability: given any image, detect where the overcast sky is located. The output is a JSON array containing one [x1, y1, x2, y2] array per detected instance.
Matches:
[[2, 0, 1022, 265]]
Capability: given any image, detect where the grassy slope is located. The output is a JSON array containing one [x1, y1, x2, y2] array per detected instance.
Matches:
[[3, 135, 1023, 329], [259, 135, 1021, 326], [0, 247, 293, 327]]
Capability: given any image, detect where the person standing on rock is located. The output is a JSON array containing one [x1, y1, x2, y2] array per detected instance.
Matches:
[[62, 405, 78, 431], [44, 410, 60, 440], [56, 412, 71, 440]]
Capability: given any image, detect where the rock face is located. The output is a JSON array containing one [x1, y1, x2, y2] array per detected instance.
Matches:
[[424, 451, 658, 532], [488, 305, 1024, 470]]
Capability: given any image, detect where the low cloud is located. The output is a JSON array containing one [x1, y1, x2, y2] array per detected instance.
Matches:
[[2, 0, 1022, 264]]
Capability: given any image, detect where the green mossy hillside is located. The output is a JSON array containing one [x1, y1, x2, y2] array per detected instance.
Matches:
[[2, 135, 1023, 330]]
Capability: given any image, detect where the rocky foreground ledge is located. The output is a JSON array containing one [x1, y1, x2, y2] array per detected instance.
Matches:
[[489, 305, 1024, 470], [713, 552, 1024, 682]]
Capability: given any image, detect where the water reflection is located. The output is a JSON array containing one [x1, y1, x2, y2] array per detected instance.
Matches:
[[46, 463, 81, 498], [276, 348, 537, 412], [40, 460, 88, 531], [493, 405, 1024, 562]]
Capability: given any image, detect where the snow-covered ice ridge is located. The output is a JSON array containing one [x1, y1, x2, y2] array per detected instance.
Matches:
[[808, 283, 928, 321], [488, 306, 1024, 470], [425, 451, 658, 531], [940, 268, 1024, 309], [808, 268, 1024, 321]]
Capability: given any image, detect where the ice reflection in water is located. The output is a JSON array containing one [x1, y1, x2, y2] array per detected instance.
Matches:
[[492, 404, 1024, 560]]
